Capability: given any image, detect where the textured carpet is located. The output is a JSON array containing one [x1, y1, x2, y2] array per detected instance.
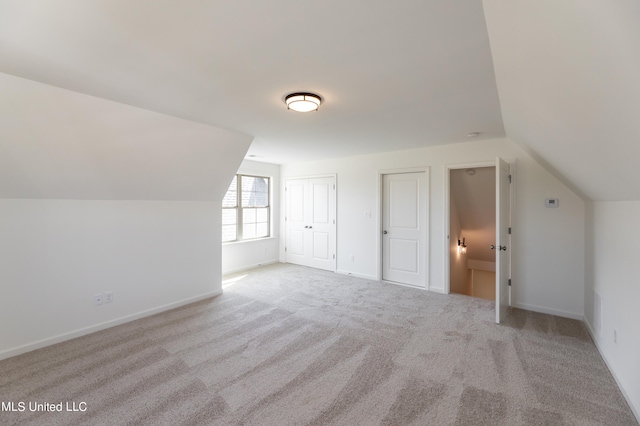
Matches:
[[0, 263, 636, 425]]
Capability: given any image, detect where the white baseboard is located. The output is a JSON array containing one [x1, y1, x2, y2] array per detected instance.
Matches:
[[512, 302, 583, 320], [584, 319, 640, 424], [0, 289, 222, 361], [335, 270, 378, 281], [382, 280, 427, 291], [222, 260, 279, 276], [335, 270, 443, 294], [428, 286, 446, 294]]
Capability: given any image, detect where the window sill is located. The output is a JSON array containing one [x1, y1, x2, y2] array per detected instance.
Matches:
[[222, 236, 276, 246]]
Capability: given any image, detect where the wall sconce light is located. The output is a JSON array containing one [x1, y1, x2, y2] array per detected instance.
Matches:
[[458, 238, 467, 254]]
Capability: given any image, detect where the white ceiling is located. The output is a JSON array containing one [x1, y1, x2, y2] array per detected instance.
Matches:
[[0, 0, 504, 165], [0, 1, 638, 201], [0, 73, 252, 200], [483, 1, 640, 201]]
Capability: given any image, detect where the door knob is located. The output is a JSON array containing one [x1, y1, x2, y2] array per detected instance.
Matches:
[[490, 245, 507, 251], [309, 226, 313, 229], [383, 230, 388, 234]]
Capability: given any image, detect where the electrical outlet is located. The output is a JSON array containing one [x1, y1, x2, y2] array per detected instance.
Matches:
[[105, 291, 113, 303], [94, 294, 103, 305]]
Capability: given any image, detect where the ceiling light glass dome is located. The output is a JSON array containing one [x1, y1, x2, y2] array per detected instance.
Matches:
[[285, 92, 322, 112]]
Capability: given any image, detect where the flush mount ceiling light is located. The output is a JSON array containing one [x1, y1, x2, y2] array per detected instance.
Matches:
[[285, 92, 322, 112]]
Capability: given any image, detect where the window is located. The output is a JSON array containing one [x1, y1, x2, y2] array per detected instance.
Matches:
[[222, 174, 270, 242]]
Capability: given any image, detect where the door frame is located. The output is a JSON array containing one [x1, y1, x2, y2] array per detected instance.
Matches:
[[495, 157, 511, 323], [284, 173, 337, 272], [443, 160, 515, 296], [377, 167, 430, 289]]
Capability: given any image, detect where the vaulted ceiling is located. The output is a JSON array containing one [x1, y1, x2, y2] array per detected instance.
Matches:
[[483, 0, 640, 201], [0, 1, 637, 201]]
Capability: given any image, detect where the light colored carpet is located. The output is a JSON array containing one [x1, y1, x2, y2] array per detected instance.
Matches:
[[0, 263, 636, 425]]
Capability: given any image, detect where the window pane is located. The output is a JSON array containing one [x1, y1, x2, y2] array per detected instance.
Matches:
[[243, 208, 256, 224], [222, 208, 237, 225], [256, 223, 268, 238], [222, 225, 236, 242], [241, 176, 269, 207], [241, 207, 269, 240], [222, 175, 270, 242], [222, 176, 237, 207], [256, 207, 268, 223], [243, 223, 256, 239]]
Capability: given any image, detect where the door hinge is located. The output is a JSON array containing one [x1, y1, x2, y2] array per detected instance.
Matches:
[[285, 247, 287, 252], [333, 184, 335, 190], [508, 174, 512, 184], [333, 219, 335, 224], [508, 279, 511, 286], [333, 254, 335, 259], [508, 227, 511, 234]]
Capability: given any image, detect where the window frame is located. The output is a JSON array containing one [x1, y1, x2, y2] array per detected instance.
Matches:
[[222, 174, 271, 243]]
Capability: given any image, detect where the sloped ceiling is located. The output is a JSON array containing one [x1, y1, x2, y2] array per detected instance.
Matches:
[[0, 1, 637, 201], [483, 0, 640, 201], [0, 0, 504, 166], [0, 73, 252, 200]]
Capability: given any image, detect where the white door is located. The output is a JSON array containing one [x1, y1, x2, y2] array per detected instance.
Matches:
[[307, 178, 336, 270], [382, 172, 427, 287], [285, 177, 336, 272], [285, 179, 308, 266], [495, 157, 511, 323]]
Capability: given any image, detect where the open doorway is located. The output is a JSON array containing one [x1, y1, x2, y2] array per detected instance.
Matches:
[[449, 166, 496, 300]]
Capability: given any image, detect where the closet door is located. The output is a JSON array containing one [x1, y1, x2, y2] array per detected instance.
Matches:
[[307, 177, 335, 270], [285, 179, 308, 265], [285, 177, 336, 272]]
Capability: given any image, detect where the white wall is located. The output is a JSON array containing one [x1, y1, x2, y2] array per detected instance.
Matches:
[[222, 160, 281, 275], [0, 199, 223, 358], [281, 138, 585, 318], [0, 74, 252, 359], [585, 201, 640, 420]]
